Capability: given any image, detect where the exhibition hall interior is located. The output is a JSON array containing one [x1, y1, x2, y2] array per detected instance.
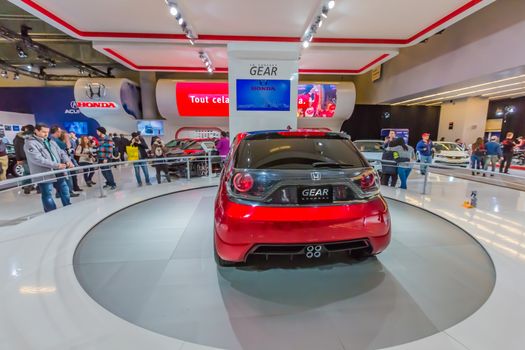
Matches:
[[1, 0, 525, 349]]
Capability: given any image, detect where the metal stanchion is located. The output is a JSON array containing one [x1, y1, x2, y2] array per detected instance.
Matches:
[[186, 158, 190, 180], [208, 153, 212, 178], [422, 165, 429, 195], [97, 167, 106, 198]]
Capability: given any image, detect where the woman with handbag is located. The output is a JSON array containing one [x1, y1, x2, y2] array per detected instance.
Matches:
[[75, 136, 97, 187]]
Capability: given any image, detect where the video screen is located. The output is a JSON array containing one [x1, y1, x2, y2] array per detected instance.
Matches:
[[137, 120, 164, 136], [63, 121, 88, 135], [236, 79, 291, 111], [380, 128, 409, 145], [297, 84, 337, 118]]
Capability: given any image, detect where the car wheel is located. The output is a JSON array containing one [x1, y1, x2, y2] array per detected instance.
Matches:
[[196, 162, 209, 177], [12, 163, 25, 177]]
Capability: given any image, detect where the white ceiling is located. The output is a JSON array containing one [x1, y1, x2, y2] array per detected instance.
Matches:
[[9, 0, 495, 74]]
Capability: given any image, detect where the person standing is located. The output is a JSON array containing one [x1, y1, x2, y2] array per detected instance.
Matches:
[[455, 138, 466, 150], [383, 130, 396, 148], [75, 136, 97, 187], [96, 127, 117, 190], [387, 137, 416, 190], [0, 136, 7, 181], [130, 132, 151, 186], [151, 137, 171, 184], [216, 131, 230, 160], [500, 132, 517, 174], [13, 124, 36, 193], [119, 134, 130, 161], [416, 133, 434, 175], [483, 136, 502, 176], [24, 124, 74, 212], [470, 137, 485, 176]]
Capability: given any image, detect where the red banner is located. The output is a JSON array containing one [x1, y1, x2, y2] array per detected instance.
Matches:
[[176, 82, 229, 117]]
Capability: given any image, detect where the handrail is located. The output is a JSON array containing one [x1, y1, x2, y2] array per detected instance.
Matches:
[[0, 154, 224, 191]]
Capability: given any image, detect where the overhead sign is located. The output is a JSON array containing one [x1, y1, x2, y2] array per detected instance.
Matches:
[[176, 82, 229, 117], [371, 65, 382, 82], [76, 101, 118, 109]]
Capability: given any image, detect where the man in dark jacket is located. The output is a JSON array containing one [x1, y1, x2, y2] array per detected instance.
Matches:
[[500, 132, 516, 174], [118, 134, 130, 161], [13, 125, 36, 194], [130, 132, 151, 186], [416, 133, 434, 175]]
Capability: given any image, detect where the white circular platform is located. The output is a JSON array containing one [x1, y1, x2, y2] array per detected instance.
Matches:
[[73, 187, 495, 350]]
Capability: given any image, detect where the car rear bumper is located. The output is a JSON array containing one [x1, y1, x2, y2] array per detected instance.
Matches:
[[214, 190, 391, 262]]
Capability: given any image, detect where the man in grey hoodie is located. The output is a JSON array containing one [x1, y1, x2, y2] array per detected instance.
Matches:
[[24, 124, 75, 212]]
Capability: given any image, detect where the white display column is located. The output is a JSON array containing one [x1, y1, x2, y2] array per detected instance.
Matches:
[[228, 42, 300, 139], [438, 97, 489, 144]]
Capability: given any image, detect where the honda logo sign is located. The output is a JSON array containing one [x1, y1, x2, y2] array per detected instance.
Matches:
[[311, 172, 322, 181], [85, 83, 106, 100], [76, 101, 118, 109]]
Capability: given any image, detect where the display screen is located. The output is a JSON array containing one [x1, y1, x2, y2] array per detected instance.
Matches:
[[137, 120, 164, 136], [297, 84, 337, 118], [380, 128, 409, 145], [63, 121, 88, 135], [176, 82, 229, 117], [236, 79, 291, 111]]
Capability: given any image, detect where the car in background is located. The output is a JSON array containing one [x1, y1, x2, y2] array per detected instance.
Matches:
[[214, 130, 391, 266], [431, 142, 470, 167], [6, 144, 24, 178], [165, 139, 222, 177], [353, 139, 384, 173]]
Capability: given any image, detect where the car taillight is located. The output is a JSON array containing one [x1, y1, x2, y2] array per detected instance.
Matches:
[[361, 172, 376, 190], [233, 172, 254, 193]]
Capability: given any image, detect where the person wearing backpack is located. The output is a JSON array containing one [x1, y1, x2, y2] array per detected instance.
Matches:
[[151, 137, 171, 184], [387, 137, 416, 190], [380, 147, 398, 187], [96, 127, 117, 190], [0, 136, 8, 181]]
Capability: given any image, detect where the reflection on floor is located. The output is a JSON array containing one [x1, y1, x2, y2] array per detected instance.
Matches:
[[74, 187, 495, 350]]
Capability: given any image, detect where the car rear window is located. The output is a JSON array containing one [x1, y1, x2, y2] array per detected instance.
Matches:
[[235, 137, 368, 169]]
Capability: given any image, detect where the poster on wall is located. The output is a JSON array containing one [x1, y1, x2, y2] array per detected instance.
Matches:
[[297, 84, 337, 118], [176, 82, 229, 117], [236, 79, 291, 111]]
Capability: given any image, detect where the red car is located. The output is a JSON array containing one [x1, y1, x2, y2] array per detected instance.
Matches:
[[214, 130, 391, 266]]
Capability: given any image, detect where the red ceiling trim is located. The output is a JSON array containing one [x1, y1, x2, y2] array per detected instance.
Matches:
[[103, 48, 388, 75], [21, 0, 482, 45], [103, 48, 228, 72]]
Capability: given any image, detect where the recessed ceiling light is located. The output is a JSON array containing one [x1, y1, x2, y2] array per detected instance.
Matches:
[[328, 0, 335, 10]]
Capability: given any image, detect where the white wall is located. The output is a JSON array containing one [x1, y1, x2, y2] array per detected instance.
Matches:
[[0, 111, 36, 143], [354, 0, 525, 104], [438, 97, 489, 144], [228, 42, 300, 138]]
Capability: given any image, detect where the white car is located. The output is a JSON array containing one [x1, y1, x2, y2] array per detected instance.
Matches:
[[353, 139, 384, 173], [431, 142, 470, 167]]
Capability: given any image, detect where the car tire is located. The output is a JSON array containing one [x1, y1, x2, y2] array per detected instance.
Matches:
[[12, 163, 25, 177], [196, 162, 209, 177]]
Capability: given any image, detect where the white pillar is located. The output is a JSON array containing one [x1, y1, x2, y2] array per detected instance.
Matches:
[[438, 97, 489, 144], [227, 42, 300, 139]]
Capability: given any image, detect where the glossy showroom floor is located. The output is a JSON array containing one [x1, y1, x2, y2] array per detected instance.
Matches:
[[74, 187, 495, 350], [1, 174, 525, 350]]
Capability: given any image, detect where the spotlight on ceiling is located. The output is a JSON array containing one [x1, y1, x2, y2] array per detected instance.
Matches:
[[13, 72, 20, 80], [26, 64, 32, 71], [302, 40, 310, 48], [321, 7, 328, 18], [505, 105, 516, 114], [1, 70, 8, 79], [169, 5, 178, 16], [178, 17, 184, 25], [328, 0, 336, 9]]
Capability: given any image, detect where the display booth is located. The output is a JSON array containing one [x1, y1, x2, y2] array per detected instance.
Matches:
[[74, 78, 143, 135], [156, 79, 356, 140]]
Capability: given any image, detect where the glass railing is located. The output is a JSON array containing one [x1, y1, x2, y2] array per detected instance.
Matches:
[[0, 154, 224, 226], [0, 154, 523, 227]]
